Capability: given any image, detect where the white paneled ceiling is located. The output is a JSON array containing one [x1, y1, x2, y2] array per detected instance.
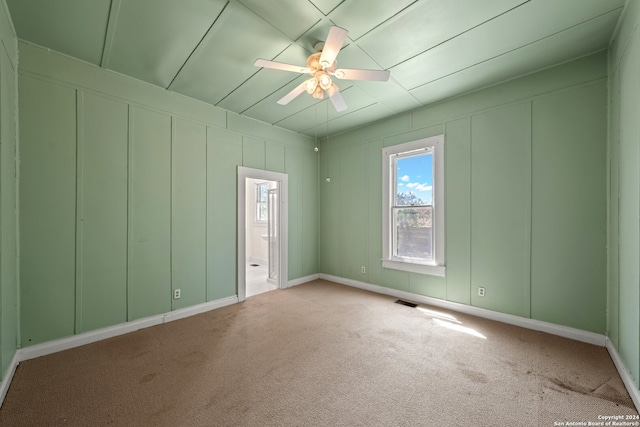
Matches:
[[7, 0, 625, 137]]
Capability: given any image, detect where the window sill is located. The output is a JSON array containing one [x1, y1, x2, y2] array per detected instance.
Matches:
[[382, 259, 446, 277]]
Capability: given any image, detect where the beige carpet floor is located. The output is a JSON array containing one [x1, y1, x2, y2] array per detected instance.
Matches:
[[0, 280, 637, 426]]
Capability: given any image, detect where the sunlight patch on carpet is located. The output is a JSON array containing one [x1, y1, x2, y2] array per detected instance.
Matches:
[[433, 318, 487, 339], [417, 307, 461, 324]]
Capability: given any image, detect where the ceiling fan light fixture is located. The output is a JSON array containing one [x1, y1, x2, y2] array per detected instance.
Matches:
[[317, 72, 332, 90], [304, 78, 318, 94]]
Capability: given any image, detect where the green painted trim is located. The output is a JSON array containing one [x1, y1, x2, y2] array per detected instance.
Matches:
[[74, 90, 84, 333], [0, 39, 16, 73], [0, 0, 17, 70], [326, 52, 608, 149], [18, 41, 227, 131], [204, 128, 208, 302], [523, 101, 532, 319], [100, 0, 122, 68], [126, 105, 134, 322], [610, 0, 640, 67], [228, 111, 315, 150], [169, 116, 175, 310], [0, 0, 16, 38], [18, 41, 315, 150], [383, 123, 444, 148], [607, 62, 621, 348], [166, 1, 229, 91]]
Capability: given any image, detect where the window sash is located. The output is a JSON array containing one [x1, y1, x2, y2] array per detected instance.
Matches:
[[392, 206, 434, 263], [391, 148, 433, 207]]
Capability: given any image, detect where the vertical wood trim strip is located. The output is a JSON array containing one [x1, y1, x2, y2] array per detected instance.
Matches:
[[466, 116, 472, 305], [167, 1, 230, 90], [125, 104, 130, 323], [0, 45, 5, 372], [74, 90, 84, 333], [524, 100, 533, 318], [204, 127, 209, 302], [169, 116, 175, 310], [100, 0, 123, 68], [126, 106, 135, 322]]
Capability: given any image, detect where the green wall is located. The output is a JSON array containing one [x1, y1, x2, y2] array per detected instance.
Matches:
[[17, 42, 318, 346], [609, 0, 640, 394], [0, 0, 18, 383], [320, 51, 608, 334]]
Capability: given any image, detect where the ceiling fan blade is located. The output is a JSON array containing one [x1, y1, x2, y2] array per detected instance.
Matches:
[[334, 68, 390, 82], [255, 59, 310, 74], [329, 91, 347, 112], [277, 82, 307, 105], [319, 26, 348, 68]]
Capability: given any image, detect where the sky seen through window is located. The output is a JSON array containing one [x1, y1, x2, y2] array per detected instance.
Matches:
[[396, 152, 433, 205]]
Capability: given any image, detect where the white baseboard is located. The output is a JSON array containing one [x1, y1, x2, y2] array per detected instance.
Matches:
[[0, 352, 19, 406], [320, 273, 606, 347], [288, 274, 319, 288], [3, 275, 623, 412], [162, 296, 238, 323], [17, 295, 238, 363], [606, 338, 640, 413], [0, 295, 238, 409]]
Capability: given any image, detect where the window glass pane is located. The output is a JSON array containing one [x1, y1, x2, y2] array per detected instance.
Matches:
[[257, 183, 269, 203], [393, 207, 433, 262], [257, 202, 267, 222], [396, 152, 433, 206]]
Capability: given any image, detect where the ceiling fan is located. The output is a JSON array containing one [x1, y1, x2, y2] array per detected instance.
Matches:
[[254, 26, 390, 112]]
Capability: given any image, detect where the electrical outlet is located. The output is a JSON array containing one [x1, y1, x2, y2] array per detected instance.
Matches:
[[173, 289, 181, 299], [361, 266, 366, 274], [477, 287, 485, 297]]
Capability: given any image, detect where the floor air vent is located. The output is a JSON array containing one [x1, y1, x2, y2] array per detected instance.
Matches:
[[395, 299, 418, 308]]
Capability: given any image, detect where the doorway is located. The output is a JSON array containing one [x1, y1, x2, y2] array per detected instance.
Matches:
[[245, 178, 277, 297], [237, 167, 288, 302]]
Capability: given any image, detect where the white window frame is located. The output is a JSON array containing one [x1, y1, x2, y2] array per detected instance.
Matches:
[[382, 135, 445, 277]]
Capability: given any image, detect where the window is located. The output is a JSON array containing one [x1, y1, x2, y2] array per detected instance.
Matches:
[[256, 182, 269, 223], [382, 135, 445, 276]]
